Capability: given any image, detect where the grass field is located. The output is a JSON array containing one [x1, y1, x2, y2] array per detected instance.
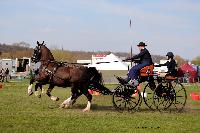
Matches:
[[0, 80, 200, 133]]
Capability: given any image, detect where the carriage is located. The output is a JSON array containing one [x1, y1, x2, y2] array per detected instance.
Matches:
[[89, 63, 187, 112], [30, 41, 187, 112]]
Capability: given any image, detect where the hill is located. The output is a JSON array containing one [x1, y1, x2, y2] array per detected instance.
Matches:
[[0, 42, 177, 64], [51, 50, 165, 64], [0, 42, 33, 58]]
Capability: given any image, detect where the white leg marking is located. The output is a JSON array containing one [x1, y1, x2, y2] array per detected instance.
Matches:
[[83, 101, 91, 112], [28, 84, 33, 95], [42, 88, 46, 94], [60, 96, 74, 108], [35, 91, 39, 96], [35, 91, 41, 98], [51, 96, 59, 101], [64, 96, 72, 104]]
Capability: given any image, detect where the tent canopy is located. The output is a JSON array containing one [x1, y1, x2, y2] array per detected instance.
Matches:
[[178, 63, 197, 83], [192, 65, 200, 76]]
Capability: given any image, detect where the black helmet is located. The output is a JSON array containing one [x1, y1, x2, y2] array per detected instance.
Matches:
[[166, 52, 174, 58]]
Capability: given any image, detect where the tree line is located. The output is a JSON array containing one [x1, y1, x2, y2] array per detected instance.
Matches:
[[0, 42, 193, 66]]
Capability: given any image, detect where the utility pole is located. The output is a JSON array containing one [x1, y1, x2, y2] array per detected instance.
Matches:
[[130, 18, 133, 67], [131, 46, 133, 67]]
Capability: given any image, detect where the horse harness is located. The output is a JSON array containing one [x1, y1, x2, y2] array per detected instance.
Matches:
[[41, 60, 82, 82]]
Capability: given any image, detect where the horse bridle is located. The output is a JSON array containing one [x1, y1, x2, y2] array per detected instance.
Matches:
[[31, 41, 45, 63]]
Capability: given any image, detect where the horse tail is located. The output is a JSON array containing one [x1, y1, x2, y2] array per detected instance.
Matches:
[[87, 67, 103, 85], [87, 67, 111, 95]]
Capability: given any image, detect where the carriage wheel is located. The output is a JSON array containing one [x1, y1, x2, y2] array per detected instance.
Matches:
[[143, 83, 156, 110], [170, 81, 187, 111], [153, 82, 174, 111], [112, 85, 141, 112]]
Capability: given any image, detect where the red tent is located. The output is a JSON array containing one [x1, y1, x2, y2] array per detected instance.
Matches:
[[178, 63, 197, 83]]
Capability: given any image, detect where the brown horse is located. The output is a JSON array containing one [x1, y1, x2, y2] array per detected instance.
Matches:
[[28, 41, 103, 111]]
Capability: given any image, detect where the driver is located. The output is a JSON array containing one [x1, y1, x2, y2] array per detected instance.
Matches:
[[124, 42, 153, 87]]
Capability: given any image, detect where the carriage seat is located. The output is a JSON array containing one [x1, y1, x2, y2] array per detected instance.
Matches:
[[140, 64, 154, 77], [165, 75, 177, 81]]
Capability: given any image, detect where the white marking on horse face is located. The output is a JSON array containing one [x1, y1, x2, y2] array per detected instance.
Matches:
[[28, 84, 33, 94]]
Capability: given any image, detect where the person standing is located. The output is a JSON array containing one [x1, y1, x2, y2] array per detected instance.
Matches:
[[1, 69, 5, 82], [0, 69, 3, 82], [5, 68, 9, 82]]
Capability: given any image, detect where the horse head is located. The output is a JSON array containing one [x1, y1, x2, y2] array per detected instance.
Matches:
[[31, 41, 46, 63]]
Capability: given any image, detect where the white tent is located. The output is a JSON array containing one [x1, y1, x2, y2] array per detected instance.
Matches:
[[88, 53, 128, 70]]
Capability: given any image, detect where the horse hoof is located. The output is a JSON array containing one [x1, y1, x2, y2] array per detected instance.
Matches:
[[83, 109, 90, 112], [64, 104, 71, 109], [59, 104, 65, 108], [56, 97, 59, 101], [51, 96, 59, 101], [72, 100, 76, 105], [59, 103, 70, 109], [42, 89, 46, 94], [29, 92, 33, 96]]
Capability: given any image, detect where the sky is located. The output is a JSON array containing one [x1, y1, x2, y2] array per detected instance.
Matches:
[[0, 0, 200, 60]]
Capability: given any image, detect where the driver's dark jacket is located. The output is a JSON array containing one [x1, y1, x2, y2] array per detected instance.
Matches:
[[130, 48, 153, 65]]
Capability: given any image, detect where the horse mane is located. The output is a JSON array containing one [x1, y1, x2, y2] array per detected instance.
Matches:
[[40, 45, 55, 61]]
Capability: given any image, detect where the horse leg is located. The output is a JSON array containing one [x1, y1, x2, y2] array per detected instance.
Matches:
[[82, 84, 92, 112], [60, 84, 82, 108], [37, 83, 46, 94], [83, 92, 92, 112], [46, 84, 59, 101], [41, 85, 46, 94], [71, 89, 82, 106], [34, 83, 42, 98], [28, 78, 34, 96], [70, 84, 83, 106]]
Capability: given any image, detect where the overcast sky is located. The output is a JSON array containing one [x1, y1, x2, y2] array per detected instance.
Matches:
[[0, 0, 200, 60]]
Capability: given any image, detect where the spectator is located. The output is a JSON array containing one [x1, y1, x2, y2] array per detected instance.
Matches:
[[0, 69, 3, 82], [2, 69, 5, 82], [5, 68, 9, 82]]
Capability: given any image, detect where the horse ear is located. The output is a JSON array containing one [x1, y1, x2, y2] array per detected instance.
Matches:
[[37, 41, 40, 45], [42, 41, 44, 45]]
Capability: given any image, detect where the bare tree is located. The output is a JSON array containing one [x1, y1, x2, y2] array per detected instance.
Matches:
[[12, 41, 30, 48], [175, 55, 187, 66], [192, 56, 200, 65]]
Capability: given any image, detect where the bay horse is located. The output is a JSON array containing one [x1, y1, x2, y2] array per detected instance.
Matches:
[[28, 41, 103, 112]]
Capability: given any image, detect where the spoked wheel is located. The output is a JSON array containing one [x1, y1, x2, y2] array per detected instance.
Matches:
[[113, 84, 142, 112], [153, 82, 174, 111], [170, 81, 187, 112], [143, 83, 156, 110]]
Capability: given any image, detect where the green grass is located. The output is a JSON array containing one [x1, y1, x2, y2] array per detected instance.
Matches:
[[0, 80, 200, 133]]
